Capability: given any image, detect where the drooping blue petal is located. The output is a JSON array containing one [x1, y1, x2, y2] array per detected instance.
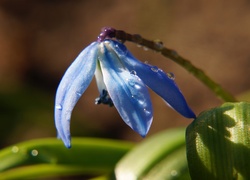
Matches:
[[109, 40, 196, 118], [98, 41, 153, 137], [54, 42, 98, 148]]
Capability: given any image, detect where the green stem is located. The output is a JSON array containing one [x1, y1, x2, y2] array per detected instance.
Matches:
[[114, 30, 237, 102]]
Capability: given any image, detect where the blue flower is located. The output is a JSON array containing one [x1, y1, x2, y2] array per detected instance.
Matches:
[[55, 39, 196, 148]]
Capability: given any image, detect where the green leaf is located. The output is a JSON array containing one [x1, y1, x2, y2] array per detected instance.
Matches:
[[0, 164, 86, 179], [115, 128, 189, 180], [0, 138, 133, 179], [186, 102, 250, 180], [143, 145, 190, 180]]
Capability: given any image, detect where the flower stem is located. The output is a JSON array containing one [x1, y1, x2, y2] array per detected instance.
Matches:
[[108, 28, 237, 102]]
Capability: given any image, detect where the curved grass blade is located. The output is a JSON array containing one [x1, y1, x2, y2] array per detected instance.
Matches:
[[115, 128, 186, 180], [143, 146, 190, 180], [0, 164, 85, 179], [0, 138, 133, 179]]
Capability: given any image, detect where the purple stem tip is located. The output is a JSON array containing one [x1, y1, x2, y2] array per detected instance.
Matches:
[[97, 27, 116, 42]]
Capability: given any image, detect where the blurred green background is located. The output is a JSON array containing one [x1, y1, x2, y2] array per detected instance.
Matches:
[[0, 0, 250, 148]]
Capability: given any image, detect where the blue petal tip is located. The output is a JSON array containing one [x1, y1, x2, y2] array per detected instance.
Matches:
[[62, 137, 71, 148], [182, 107, 196, 119], [66, 144, 71, 149]]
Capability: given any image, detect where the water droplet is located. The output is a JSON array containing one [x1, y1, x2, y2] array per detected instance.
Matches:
[[143, 108, 151, 115], [138, 100, 145, 106], [130, 70, 137, 76], [167, 72, 175, 80], [55, 105, 62, 110], [31, 149, 39, 156], [151, 66, 159, 72], [114, 43, 127, 55], [143, 46, 148, 51], [136, 44, 142, 48], [76, 92, 82, 97], [154, 40, 164, 50], [171, 170, 178, 176], [128, 79, 135, 87], [104, 41, 110, 45], [12, 146, 19, 153], [144, 61, 149, 64]]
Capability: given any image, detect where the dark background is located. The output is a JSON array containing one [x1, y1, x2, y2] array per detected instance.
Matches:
[[0, 0, 249, 147]]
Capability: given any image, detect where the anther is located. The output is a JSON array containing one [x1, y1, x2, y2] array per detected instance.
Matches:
[[95, 89, 114, 107]]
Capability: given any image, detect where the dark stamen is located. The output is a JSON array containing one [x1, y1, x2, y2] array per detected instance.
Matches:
[[95, 89, 114, 107]]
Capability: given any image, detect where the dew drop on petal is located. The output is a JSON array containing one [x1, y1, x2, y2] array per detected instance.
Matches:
[[76, 92, 82, 97], [143, 108, 151, 115], [31, 149, 39, 156], [138, 99, 146, 106], [130, 70, 137, 76], [115, 44, 120, 49], [132, 94, 146, 106], [11, 146, 19, 153], [131, 94, 139, 99], [104, 41, 110, 45], [114, 43, 128, 55], [151, 66, 159, 72], [128, 79, 136, 87], [134, 83, 142, 90], [167, 72, 175, 80], [55, 104, 62, 110]]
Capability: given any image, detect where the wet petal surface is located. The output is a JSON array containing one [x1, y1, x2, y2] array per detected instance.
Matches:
[[110, 40, 196, 118], [99, 41, 153, 136], [54, 42, 98, 148]]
